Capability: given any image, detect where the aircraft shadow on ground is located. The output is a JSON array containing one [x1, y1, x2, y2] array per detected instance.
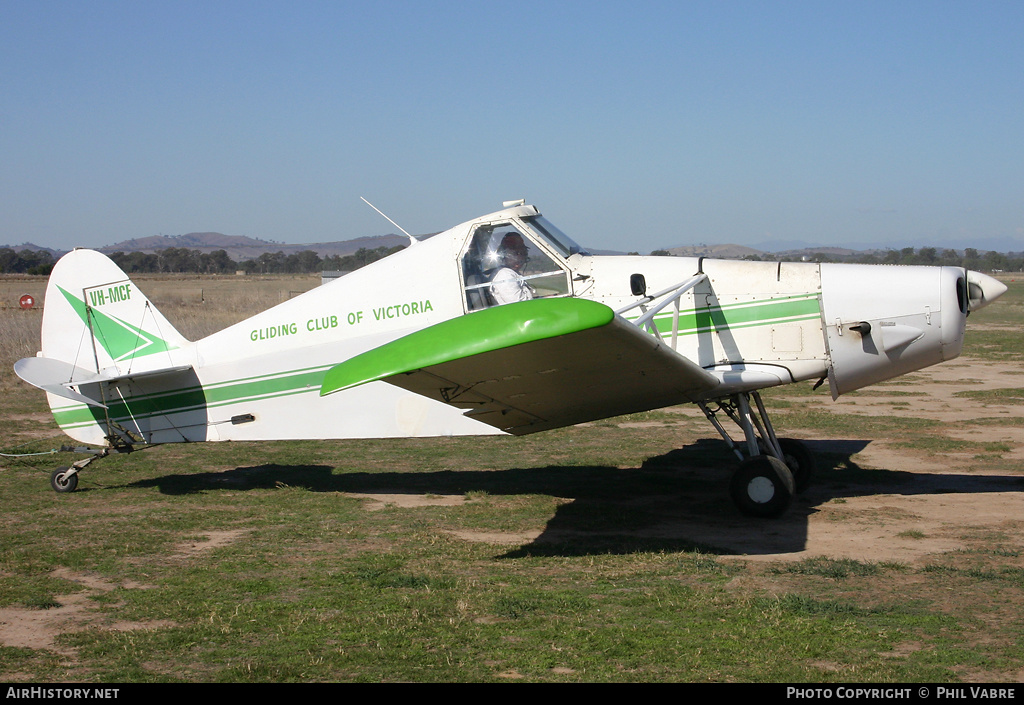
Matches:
[[129, 438, 1024, 557]]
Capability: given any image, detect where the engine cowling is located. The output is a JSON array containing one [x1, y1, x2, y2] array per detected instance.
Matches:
[[820, 265, 1006, 398]]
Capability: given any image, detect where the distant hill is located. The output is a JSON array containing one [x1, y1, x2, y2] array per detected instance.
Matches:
[[100, 232, 269, 252], [97, 232, 411, 262], [6, 231, 1022, 268]]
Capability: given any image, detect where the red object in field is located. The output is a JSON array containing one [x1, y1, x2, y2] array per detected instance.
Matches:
[[19, 294, 34, 309]]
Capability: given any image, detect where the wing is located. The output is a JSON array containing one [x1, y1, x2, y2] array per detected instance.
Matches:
[[321, 298, 719, 435]]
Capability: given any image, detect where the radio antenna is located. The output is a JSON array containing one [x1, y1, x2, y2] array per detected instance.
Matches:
[[360, 197, 417, 246]]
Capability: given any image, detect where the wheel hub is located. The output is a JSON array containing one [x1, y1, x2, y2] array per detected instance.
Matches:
[[746, 476, 776, 504]]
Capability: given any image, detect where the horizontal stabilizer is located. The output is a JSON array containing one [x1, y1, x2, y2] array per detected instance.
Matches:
[[15, 356, 193, 409], [322, 298, 719, 435]]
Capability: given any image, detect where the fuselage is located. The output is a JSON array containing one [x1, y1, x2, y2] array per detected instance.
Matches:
[[39, 203, 1005, 447]]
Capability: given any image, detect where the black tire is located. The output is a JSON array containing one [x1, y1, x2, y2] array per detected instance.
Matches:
[[730, 455, 794, 518], [778, 438, 815, 494], [50, 467, 79, 493]]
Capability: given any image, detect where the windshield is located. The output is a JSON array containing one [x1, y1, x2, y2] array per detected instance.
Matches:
[[523, 216, 590, 258]]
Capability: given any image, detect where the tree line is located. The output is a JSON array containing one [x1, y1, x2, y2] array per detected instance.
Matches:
[[2, 243, 1021, 275], [0, 245, 405, 276], [0, 248, 57, 275]]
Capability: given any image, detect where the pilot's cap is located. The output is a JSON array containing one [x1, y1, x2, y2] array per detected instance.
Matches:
[[499, 233, 528, 259]]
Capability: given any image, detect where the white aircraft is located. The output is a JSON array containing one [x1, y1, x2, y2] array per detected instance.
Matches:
[[14, 200, 1008, 517]]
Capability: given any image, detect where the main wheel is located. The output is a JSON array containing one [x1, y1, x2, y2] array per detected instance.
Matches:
[[730, 455, 794, 518], [778, 438, 815, 494], [50, 467, 79, 493]]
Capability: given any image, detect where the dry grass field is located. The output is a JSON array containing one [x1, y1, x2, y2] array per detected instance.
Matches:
[[0, 270, 1022, 682], [0, 273, 320, 379]]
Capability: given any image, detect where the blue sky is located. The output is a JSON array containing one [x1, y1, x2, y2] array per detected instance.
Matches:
[[3, 1, 1023, 253]]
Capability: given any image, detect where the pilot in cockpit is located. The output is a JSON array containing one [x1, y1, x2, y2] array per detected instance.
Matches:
[[489, 233, 536, 305]]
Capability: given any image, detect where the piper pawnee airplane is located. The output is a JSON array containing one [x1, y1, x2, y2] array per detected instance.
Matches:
[[15, 200, 1009, 517]]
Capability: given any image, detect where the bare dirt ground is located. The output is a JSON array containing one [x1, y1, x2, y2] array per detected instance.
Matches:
[[737, 357, 1024, 564], [0, 530, 252, 655]]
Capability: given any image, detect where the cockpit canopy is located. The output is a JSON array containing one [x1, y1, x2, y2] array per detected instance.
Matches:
[[459, 212, 586, 312]]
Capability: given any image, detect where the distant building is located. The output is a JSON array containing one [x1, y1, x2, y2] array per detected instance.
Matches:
[[321, 270, 351, 286]]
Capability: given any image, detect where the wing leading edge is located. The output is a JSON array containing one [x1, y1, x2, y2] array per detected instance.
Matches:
[[321, 298, 719, 435]]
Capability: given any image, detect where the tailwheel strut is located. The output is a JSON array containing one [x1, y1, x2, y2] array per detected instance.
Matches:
[[50, 448, 109, 493], [698, 390, 815, 518], [48, 428, 139, 493]]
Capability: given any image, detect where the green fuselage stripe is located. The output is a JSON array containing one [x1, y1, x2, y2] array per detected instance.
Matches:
[[52, 365, 332, 430], [629, 294, 821, 336]]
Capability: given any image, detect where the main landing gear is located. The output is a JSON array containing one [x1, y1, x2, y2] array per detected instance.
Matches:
[[698, 390, 816, 518]]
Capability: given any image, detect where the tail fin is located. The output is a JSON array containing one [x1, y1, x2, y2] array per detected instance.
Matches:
[[39, 249, 190, 376], [16, 250, 202, 446]]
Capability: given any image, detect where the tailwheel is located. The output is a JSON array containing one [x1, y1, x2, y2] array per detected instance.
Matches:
[[730, 455, 794, 518], [778, 438, 815, 494], [48, 447, 111, 493], [50, 466, 79, 493]]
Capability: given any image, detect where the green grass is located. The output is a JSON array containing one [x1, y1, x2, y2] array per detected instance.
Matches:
[[1, 414, 1022, 682], [953, 388, 1024, 405]]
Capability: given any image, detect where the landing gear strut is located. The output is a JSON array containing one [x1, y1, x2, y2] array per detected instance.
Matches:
[[699, 390, 814, 518], [46, 422, 142, 493]]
